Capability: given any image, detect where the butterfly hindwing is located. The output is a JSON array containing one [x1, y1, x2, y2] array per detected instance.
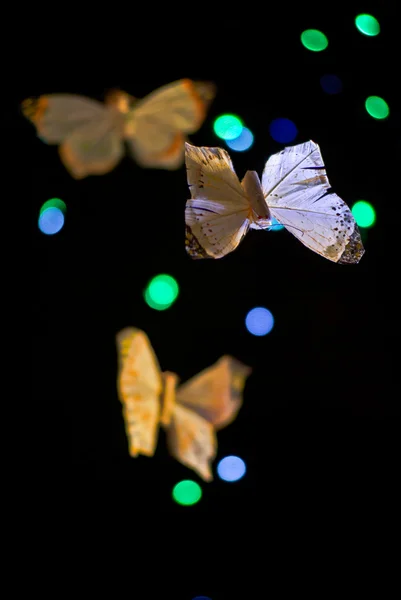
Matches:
[[59, 118, 124, 179], [116, 328, 162, 457], [262, 140, 364, 263], [185, 143, 251, 258], [127, 129, 185, 170], [166, 403, 217, 481]]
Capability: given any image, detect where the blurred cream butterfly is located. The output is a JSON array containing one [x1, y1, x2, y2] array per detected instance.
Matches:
[[21, 79, 215, 178], [116, 327, 250, 481], [185, 140, 365, 264]]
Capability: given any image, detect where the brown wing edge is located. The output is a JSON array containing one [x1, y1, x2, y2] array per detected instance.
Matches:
[[185, 224, 212, 259]]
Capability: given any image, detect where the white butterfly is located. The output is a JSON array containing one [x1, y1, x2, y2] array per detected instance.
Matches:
[[116, 327, 250, 481], [21, 79, 215, 179], [185, 140, 365, 264]]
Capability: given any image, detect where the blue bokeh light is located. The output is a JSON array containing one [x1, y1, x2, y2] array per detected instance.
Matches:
[[225, 127, 254, 151], [268, 217, 285, 231], [217, 456, 246, 482], [245, 307, 275, 336], [320, 74, 343, 95], [38, 207, 65, 235], [269, 118, 298, 143]]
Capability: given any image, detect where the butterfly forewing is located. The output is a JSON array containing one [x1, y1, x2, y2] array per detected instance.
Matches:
[[176, 356, 251, 430], [21, 94, 110, 143], [262, 141, 364, 263], [116, 328, 162, 457], [130, 79, 214, 132], [126, 79, 216, 169], [22, 93, 125, 178], [185, 143, 251, 258]]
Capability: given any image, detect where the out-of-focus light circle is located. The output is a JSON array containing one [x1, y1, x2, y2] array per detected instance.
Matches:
[[225, 127, 254, 151], [217, 456, 246, 482], [172, 480, 202, 506], [365, 96, 389, 119], [245, 307, 275, 336], [144, 274, 179, 310], [269, 118, 298, 143], [300, 29, 328, 51], [355, 14, 380, 36], [144, 288, 167, 311], [213, 114, 243, 140], [38, 207, 65, 235], [39, 198, 67, 215], [351, 201, 376, 228], [268, 217, 284, 231], [320, 74, 343, 95]]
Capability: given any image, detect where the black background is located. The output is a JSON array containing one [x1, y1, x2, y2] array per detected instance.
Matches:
[[23, 3, 400, 596]]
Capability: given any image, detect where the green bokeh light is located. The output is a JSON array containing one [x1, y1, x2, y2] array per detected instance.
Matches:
[[300, 29, 328, 51], [172, 480, 202, 506], [355, 14, 380, 36], [351, 201, 376, 228], [213, 114, 243, 140], [144, 288, 167, 311], [144, 274, 179, 310], [365, 96, 389, 119], [39, 198, 67, 215]]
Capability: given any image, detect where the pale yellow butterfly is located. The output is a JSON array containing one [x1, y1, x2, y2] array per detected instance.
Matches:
[[185, 140, 364, 264], [21, 79, 216, 179], [116, 327, 250, 481]]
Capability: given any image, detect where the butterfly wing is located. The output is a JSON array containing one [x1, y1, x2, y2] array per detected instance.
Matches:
[[261, 140, 364, 264], [166, 404, 217, 481], [126, 79, 216, 169], [165, 356, 251, 481], [58, 119, 125, 179], [128, 129, 185, 170], [22, 94, 124, 178], [21, 94, 109, 143], [184, 143, 251, 259], [176, 356, 251, 430], [116, 328, 162, 457]]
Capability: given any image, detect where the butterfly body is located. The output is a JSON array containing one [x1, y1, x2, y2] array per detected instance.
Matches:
[[104, 89, 135, 116], [160, 371, 179, 427], [184, 141, 364, 264], [241, 170, 272, 229]]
